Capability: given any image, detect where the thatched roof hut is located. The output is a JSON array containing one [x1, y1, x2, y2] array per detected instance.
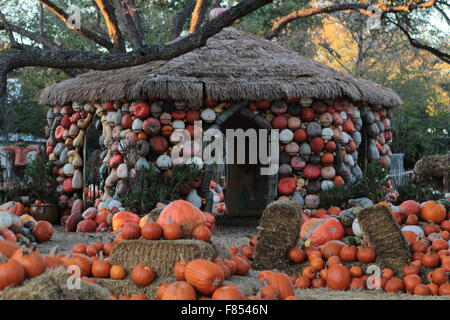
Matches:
[[39, 28, 401, 217], [38, 28, 401, 108]]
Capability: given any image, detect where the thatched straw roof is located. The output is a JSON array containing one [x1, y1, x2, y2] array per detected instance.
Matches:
[[37, 28, 402, 107]]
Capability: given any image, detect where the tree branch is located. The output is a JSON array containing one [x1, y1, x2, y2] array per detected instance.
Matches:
[[39, 3, 45, 36], [435, 4, 450, 25], [1, 0, 272, 74], [265, 3, 368, 39], [391, 18, 450, 64], [171, 0, 196, 39], [37, 0, 114, 51], [0, 20, 61, 50], [94, 0, 126, 52], [265, 0, 438, 39], [115, 0, 145, 49], [0, 10, 19, 48]]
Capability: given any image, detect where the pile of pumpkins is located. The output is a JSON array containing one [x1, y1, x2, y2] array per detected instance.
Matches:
[[115, 200, 215, 242], [0, 201, 55, 245], [284, 198, 450, 296], [46, 96, 394, 219], [272, 97, 394, 210], [0, 242, 66, 290], [65, 199, 216, 242]]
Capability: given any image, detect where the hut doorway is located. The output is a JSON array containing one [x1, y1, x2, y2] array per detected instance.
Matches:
[[221, 112, 269, 216], [83, 117, 103, 207]]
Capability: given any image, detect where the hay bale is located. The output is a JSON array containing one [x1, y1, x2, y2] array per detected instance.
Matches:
[[252, 200, 302, 271], [356, 205, 410, 275], [0, 267, 111, 300], [110, 239, 226, 278], [93, 276, 174, 298]]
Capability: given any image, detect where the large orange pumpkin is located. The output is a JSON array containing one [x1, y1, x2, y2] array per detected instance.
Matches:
[[266, 272, 295, 300], [184, 259, 224, 295], [112, 211, 140, 233], [421, 201, 446, 224], [398, 200, 421, 216], [157, 200, 205, 238], [326, 264, 351, 291], [310, 218, 345, 246]]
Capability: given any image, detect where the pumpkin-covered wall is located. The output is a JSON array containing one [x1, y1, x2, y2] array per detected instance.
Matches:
[[44, 95, 393, 221]]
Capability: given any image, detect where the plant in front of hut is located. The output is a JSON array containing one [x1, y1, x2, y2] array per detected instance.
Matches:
[[119, 164, 202, 214]]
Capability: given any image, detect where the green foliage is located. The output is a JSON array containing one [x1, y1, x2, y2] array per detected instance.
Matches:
[[387, 75, 450, 169], [23, 153, 58, 203], [0, 153, 58, 203], [395, 181, 443, 204], [120, 164, 202, 214], [319, 163, 390, 209]]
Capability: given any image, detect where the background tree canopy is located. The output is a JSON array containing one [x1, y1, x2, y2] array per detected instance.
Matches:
[[0, 0, 448, 167]]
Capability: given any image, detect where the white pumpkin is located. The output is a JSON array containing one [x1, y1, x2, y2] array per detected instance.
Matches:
[[352, 218, 363, 237], [0, 211, 13, 229], [72, 169, 83, 189], [200, 108, 216, 123], [117, 163, 128, 179], [108, 200, 122, 210], [156, 155, 172, 170], [279, 129, 294, 144], [63, 163, 75, 176]]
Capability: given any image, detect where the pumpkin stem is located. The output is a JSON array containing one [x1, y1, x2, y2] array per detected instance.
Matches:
[[0, 253, 8, 264], [49, 245, 59, 256], [98, 250, 105, 262]]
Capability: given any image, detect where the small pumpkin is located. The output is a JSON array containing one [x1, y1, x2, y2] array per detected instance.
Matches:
[[110, 265, 126, 280], [421, 201, 446, 224], [121, 222, 141, 240], [11, 247, 47, 278], [266, 272, 295, 299], [131, 264, 155, 286], [0, 254, 25, 290], [91, 253, 111, 278], [161, 281, 197, 300], [192, 225, 211, 242], [141, 222, 162, 240], [0, 240, 20, 258], [32, 221, 54, 243], [211, 285, 246, 300]]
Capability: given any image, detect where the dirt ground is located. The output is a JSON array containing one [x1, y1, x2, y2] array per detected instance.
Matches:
[[35, 225, 450, 300]]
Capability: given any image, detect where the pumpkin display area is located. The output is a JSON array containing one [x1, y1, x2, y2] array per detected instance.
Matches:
[[108, 239, 229, 278]]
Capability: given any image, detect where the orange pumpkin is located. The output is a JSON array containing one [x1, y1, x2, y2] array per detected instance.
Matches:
[[112, 211, 140, 233], [212, 285, 246, 300], [157, 200, 205, 238], [184, 259, 224, 295], [320, 241, 345, 260], [161, 281, 197, 300], [310, 218, 345, 246], [326, 264, 351, 291], [421, 201, 446, 224], [266, 272, 295, 300], [0, 240, 20, 258]]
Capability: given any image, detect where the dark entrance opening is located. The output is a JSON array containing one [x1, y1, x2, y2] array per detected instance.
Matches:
[[222, 112, 269, 216]]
